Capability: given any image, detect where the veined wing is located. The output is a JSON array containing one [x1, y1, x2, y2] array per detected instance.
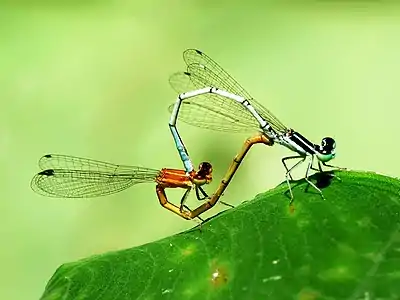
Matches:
[[31, 154, 160, 198], [169, 71, 260, 133], [182, 49, 288, 134]]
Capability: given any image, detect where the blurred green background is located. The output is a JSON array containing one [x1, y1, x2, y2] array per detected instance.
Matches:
[[1, 1, 400, 299]]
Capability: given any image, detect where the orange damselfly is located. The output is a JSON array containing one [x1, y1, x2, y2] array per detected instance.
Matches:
[[30, 154, 217, 220]]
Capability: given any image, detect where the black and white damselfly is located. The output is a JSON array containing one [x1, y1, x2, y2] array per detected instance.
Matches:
[[168, 49, 344, 202]]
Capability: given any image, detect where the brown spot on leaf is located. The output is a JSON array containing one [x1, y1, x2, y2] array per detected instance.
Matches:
[[209, 260, 229, 288], [297, 288, 321, 300]]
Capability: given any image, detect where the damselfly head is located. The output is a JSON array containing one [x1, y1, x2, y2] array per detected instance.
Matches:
[[321, 137, 336, 154], [315, 137, 336, 162], [196, 162, 213, 180], [198, 162, 212, 174]]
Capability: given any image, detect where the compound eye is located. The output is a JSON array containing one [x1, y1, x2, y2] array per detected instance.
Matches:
[[199, 162, 212, 173], [321, 137, 336, 152]]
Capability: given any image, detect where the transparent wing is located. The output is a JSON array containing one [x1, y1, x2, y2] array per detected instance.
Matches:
[[180, 49, 288, 134], [169, 72, 259, 133], [183, 49, 253, 100], [31, 154, 160, 198]]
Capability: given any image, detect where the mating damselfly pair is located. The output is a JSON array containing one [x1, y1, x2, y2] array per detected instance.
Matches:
[[31, 49, 343, 221]]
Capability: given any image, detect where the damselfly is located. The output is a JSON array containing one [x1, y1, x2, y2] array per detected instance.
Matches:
[[168, 49, 343, 203], [31, 154, 218, 220]]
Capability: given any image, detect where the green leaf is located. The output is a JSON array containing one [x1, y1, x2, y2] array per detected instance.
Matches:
[[40, 171, 400, 300]]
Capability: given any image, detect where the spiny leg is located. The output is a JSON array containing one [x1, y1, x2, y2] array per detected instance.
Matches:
[[219, 200, 235, 208], [285, 156, 306, 204], [179, 188, 192, 212], [195, 185, 209, 201], [322, 162, 347, 170], [196, 186, 235, 208], [309, 160, 342, 183], [319, 161, 341, 181], [311, 161, 343, 182], [309, 159, 322, 173], [282, 155, 304, 181], [309, 162, 338, 184], [322, 161, 346, 181], [304, 156, 325, 199]]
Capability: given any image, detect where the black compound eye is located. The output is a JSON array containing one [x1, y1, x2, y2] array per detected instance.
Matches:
[[321, 137, 336, 151], [199, 162, 212, 172]]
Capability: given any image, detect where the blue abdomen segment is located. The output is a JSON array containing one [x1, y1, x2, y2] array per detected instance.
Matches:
[[169, 125, 194, 173]]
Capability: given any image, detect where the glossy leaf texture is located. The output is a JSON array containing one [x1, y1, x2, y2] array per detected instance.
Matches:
[[40, 171, 400, 300]]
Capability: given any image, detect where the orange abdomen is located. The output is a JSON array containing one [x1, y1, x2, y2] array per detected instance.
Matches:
[[156, 168, 193, 189]]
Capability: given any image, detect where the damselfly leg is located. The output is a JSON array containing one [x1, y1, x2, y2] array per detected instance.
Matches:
[[195, 185, 235, 208], [179, 188, 191, 212], [322, 162, 346, 170], [322, 162, 346, 181], [284, 155, 306, 203], [309, 161, 345, 182], [284, 155, 329, 201], [195, 185, 209, 200], [282, 155, 304, 181], [304, 155, 325, 199]]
